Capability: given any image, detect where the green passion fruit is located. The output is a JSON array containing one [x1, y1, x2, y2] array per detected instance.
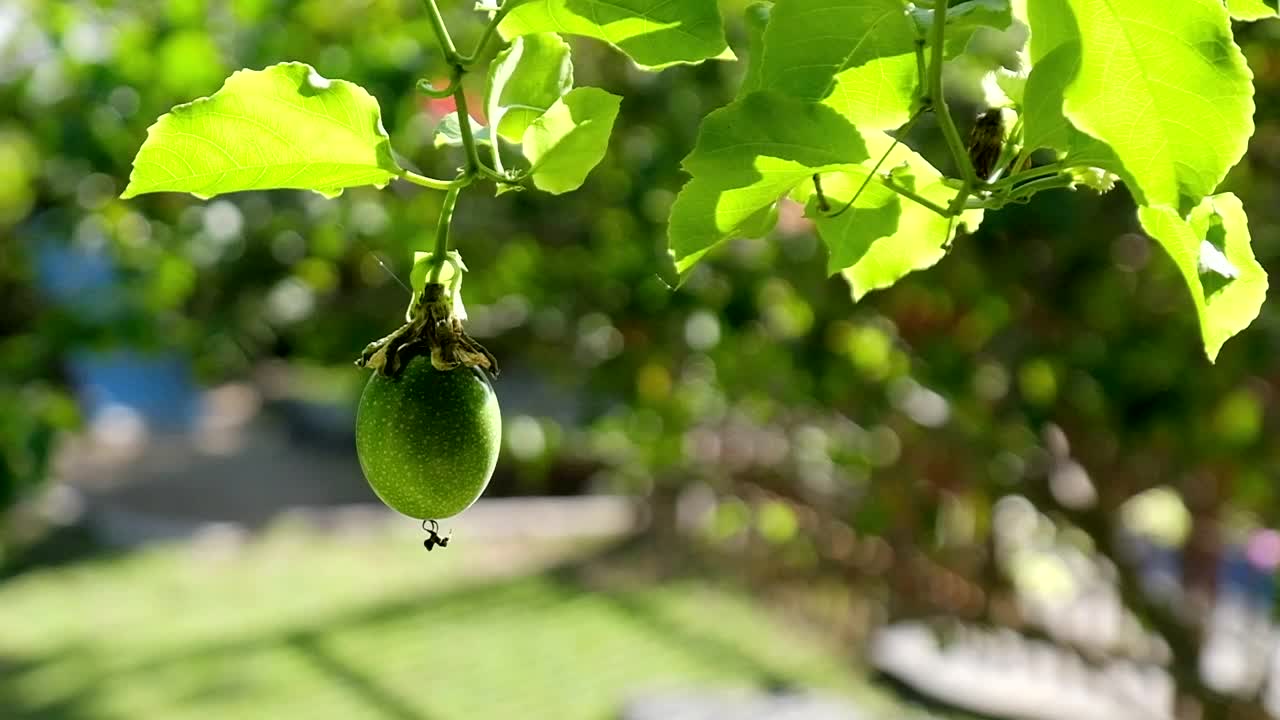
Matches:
[[355, 357, 501, 519]]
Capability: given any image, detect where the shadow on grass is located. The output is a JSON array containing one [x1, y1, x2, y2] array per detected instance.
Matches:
[[0, 540, 828, 720], [872, 670, 1001, 720], [544, 563, 800, 692], [287, 633, 433, 720], [1, 524, 118, 582]]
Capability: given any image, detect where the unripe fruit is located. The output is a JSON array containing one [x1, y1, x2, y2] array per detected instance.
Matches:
[[355, 358, 500, 519]]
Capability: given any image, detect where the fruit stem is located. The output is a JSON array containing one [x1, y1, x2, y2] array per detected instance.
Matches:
[[430, 183, 461, 285], [357, 190, 498, 378]]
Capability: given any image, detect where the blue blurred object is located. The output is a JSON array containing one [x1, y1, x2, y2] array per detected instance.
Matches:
[[67, 351, 200, 432], [33, 235, 121, 321], [32, 234, 201, 433], [1220, 544, 1277, 609]]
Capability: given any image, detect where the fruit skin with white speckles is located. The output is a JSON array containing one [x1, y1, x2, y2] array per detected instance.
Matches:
[[355, 358, 501, 519]]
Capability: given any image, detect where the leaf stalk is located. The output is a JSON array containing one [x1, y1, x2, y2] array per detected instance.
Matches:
[[401, 171, 459, 191], [823, 106, 926, 219], [881, 178, 951, 217]]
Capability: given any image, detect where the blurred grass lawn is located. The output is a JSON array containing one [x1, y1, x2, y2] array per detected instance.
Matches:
[[0, 521, 929, 720]]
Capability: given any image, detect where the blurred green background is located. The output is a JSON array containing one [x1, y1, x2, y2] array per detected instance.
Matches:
[[5, 1, 1280, 719]]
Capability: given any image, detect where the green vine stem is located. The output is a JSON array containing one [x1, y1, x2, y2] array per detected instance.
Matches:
[[430, 183, 462, 284], [422, 0, 512, 185], [422, 0, 461, 65], [456, 2, 517, 66], [928, 0, 977, 212], [450, 79, 506, 183]]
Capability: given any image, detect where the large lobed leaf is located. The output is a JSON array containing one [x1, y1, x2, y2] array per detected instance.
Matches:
[[1019, 0, 1264, 358], [739, 0, 919, 130], [667, 90, 976, 296], [122, 62, 402, 200], [740, 0, 1009, 131], [498, 0, 731, 70], [1022, 0, 1254, 211], [1138, 194, 1267, 361], [667, 91, 872, 275]]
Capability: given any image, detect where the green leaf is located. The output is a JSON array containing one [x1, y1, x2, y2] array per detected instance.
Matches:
[[739, 202, 780, 240], [122, 62, 403, 200], [1137, 193, 1267, 361], [741, 0, 920, 130], [988, 66, 1027, 108], [667, 91, 871, 275], [487, 33, 573, 145], [498, 0, 731, 70], [738, 2, 773, 96], [433, 114, 492, 149], [797, 138, 983, 300], [522, 87, 622, 194], [910, 0, 1013, 57], [1021, 43, 1080, 153], [1023, 0, 1253, 210], [1021, 43, 1121, 172], [1226, 0, 1277, 20]]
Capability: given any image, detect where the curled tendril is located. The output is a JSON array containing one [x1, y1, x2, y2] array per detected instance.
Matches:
[[416, 74, 461, 99]]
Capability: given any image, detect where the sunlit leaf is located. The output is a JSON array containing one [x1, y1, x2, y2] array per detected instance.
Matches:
[[487, 33, 573, 144], [667, 91, 871, 275], [433, 114, 492, 148], [522, 87, 622, 194], [794, 137, 982, 300], [740, 0, 919, 130], [122, 62, 402, 200], [1137, 193, 1267, 360], [499, 0, 731, 70], [1022, 0, 1253, 210], [1225, 0, 1277, 20]]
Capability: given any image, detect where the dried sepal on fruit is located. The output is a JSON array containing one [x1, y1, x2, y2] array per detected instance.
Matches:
[[356, 252, 498, 378]]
